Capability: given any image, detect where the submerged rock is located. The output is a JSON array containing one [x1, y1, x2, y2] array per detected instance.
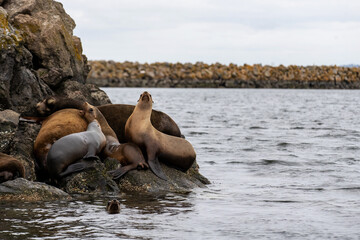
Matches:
[[0, 178, 71, 201]]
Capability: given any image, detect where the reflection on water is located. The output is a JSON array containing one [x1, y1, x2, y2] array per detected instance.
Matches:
[[1, 88, 360, 239]]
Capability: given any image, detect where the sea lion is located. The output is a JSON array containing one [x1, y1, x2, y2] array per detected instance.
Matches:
[[107, 142, 148, 179], [125, 91, 196, 180], [46, 105, 106, 178], [33, 102, 148, 180], [35, 97, 183, 142], [98, 104, 182, 142], [106, 199, 120, 214], [0, 153, 25, 183], [36, 96, 85, 116]]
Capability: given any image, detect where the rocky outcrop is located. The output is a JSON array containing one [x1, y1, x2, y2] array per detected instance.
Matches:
[[0, 0, 209, 199], [0, 0, 110, 115], [88, 61, 360, 89], [0, 178, 71, 201]]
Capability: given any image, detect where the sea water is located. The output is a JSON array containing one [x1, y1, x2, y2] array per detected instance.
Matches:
[[1, 88, 360, 239]]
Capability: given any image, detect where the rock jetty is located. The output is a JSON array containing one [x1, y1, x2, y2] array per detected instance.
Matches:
[[88, 61, 360, 89], [0, 0, 208, 201]]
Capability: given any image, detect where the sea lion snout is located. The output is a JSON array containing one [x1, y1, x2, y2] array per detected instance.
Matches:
[[140, 92, 154, 103]]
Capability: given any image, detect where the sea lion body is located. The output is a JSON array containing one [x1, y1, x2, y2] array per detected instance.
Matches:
[[0, 153, 25, 183], [47, 119, 106, 178], [125, 92, 196, 180]]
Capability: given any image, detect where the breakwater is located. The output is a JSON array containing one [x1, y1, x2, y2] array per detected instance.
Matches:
[[87, 61, 360, 88]]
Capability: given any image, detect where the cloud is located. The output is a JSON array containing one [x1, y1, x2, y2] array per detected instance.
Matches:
[[58, 0, 360, 65]]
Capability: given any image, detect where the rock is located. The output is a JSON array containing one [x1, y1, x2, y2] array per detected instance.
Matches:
[[8, 121, 40, 180], [60, 159, 119, 195], [3, 0, 89, 88], [0, 110, 19, 152], [109, 160, 210, 193], [87, 61, 360, 89], [54, 80, 111, 106], [0, 6, 52, 114], [0, 178, 71, 201]]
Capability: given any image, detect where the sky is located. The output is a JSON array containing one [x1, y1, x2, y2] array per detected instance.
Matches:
[[58, 0, 360, 66]]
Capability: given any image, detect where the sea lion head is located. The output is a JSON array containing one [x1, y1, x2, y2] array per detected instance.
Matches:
[[106, 199, 120, 214], [36, 96, 56, 116], [80, 103, 97, 123], [137, 91, 154, 109]]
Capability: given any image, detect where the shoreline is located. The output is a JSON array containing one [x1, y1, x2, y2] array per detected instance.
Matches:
[[87, 61, 360, 89]]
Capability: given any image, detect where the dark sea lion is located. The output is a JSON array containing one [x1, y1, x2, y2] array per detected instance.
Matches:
[[35, 97, 183, 142], [0, 153, 25, 183], [125, 92, 196, 180], [36, 96, 85, 116], [106, 199, 120, 214], [47, 105, 106, 178]]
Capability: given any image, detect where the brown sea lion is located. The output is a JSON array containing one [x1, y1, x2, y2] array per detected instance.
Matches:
[[0, 153, 25, 183], [35, 97, 183, 142], [47, 105, 106, 178], [33, 102, 147, 180], [106, 199, 120, 214], [107, 142, 148, 179], [125, 92, 196, 180], [98, 104, 182, 142]]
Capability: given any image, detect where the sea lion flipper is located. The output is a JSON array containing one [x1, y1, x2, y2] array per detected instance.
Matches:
[[59, 161, 95, 178], [148, 157, 168, 181], [108, 165, 135, 180]]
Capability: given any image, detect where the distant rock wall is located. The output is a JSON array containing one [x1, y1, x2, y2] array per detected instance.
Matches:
[[87, 61, 360, 89]]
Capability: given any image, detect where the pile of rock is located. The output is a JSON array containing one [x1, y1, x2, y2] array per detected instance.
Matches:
[[88, 61, 360, 89]]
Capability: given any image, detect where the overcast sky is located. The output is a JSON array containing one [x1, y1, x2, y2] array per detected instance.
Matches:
[[58, 0, 359, 66]]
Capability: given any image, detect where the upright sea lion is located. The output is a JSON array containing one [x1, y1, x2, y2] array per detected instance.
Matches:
[[47, 104, 106, 178], [35, 97, 183, 142], [98, 104, 182, 142], [125, 92, 196, 180], [106, 199, 120, 214], [0, 153, 25, 183]]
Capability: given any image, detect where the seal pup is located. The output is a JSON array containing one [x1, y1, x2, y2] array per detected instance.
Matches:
[[46, 104, 106, 179], [0, 153, 25, 183], [125, 92, 196, 180], [107, 142, 148, 179], [106, 199, 120, 214]]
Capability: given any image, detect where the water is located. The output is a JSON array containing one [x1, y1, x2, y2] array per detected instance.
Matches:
[[1, 88, 360, 239]]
